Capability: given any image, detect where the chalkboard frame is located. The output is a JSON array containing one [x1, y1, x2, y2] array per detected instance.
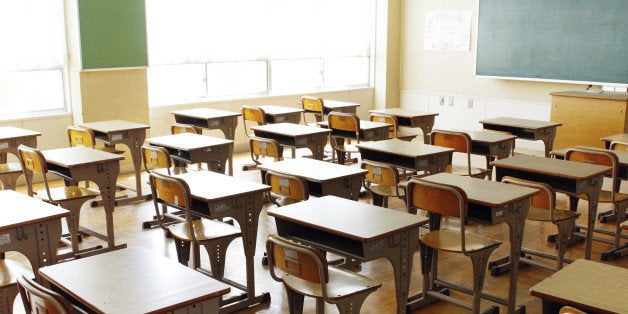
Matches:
[[475, 0, 628, 86]]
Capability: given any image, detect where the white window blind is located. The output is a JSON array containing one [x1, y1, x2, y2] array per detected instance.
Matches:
[[146, 0, 373, 105], [0, 0, 68, 117]]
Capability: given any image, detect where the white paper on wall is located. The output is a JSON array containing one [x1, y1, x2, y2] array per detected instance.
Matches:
[[424, 11, 471, 52]]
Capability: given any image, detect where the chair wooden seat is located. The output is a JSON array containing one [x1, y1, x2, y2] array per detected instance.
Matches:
[[35, 186, 99, 203], [368, 184, 404, 199], [576, 189, 628, 203], [527, 206, 580, 222], [168, 219, 241, 243], [267, 234, 381, 313], [445, 164, 489, 178], [283, 265, 381, 301], [0, 163, 23, 190], [421, 229, 501, 253]]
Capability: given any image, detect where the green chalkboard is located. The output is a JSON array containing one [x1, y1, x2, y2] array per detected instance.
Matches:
[[78, 0, 148, 69], [476, 0, 628, 85]]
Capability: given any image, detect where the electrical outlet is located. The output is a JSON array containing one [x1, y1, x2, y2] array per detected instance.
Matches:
[[447, 97, 454, 106], [468, 98, 474, 108]]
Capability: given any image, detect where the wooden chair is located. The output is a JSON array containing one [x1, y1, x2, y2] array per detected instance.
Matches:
[[491, 177, 580, 272], [261, 171, 309, 265], [17, 145, 100, 258], [361, 159, 404, 208], [566, 147, 628, 260], [266, 234, 381, 314], [301, 95, 325, 126], [170, 122, 202, 135], [559, 306, 587, 314], [430, 129, 489, 179], [17, 274, 86, 314], [328, 112, 361, 165], [67, 126, 124, 155], [0, 260, 33, 314], [148, 171, 241, 279], [406, 178, 501, 313], [369, 113, 417, 141], [244, 136, 284, 171], [0, 162, 23, 191], [597, 140, 628, 223], [242, 105, 267, 137]]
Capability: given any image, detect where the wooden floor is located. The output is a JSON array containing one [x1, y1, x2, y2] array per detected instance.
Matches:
[[8, 150, 628, 313]]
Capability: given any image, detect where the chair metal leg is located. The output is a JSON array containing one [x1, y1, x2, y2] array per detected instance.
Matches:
[[285, 286, 305, 314], [173, 238, 191, 266]]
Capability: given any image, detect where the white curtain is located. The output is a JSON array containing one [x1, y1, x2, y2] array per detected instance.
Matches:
[[0, 0, 67, 71], [146, 0, 372, 65]]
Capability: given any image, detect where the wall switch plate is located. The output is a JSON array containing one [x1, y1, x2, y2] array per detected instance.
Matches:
[[439, 97, 445, 106], [468, 98, 474, 108], [447, 97, 454, 106]]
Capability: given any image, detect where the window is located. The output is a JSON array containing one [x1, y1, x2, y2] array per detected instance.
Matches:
[[146, 0, 374, 106], [0, 1, 68, 119]]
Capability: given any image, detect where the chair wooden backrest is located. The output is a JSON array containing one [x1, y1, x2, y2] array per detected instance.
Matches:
[[242, 106, 267, 137], [301, 96, 325, 124], [501, 176, 558, 222], [249, 136, 283, 165], [17, 145, 53, 199], [328, 112, 360, 143], [430, 129, 474, 175], [170, 123, 201, 135], [266, 234, 328, 285], [148, 171, 196, 241], [17, 274, 75, 314], [67, 126, 97, 148], [141, 145, 174, 174], [610, 140, 628, 152], [369, 113, 398, 139], [565, 147, 618, 184], [361, 159, 400, 188], [265, 170, 309, 203], [406, 178, 475, 253]]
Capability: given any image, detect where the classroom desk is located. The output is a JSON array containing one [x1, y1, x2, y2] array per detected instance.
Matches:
[[172, 108, 241, 140], [480, 117, 562, 157], [257, 158, 367, 201], [267, 195, 429, 314], [80, 120, 151, 205], [0, 126, 41, 190], [251, 123, 331, 160], [356, 139, 453, 174], [172, 170, 270, 312], [0, 190, 68, 313], [322, 100, 360, 115], [529, 259, 628, 314], [258, 105, 303, 124], [146, 133, 234, 176], [491, 155, 610, 260], [319, 119, 390, 164], [39, 247, 231, 313], [601, 133, 628, 149], [369, 108, 438, 143], [41, 147, 126, 255], [407, 173, 537, 314]]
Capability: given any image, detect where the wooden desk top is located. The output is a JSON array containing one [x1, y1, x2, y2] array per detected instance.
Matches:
[[530, 259, 628, 314], [550, 91, 628, 101], [480, 117, 562, 129], [258, 158, 367, 182], [551, 146, 628, 165], [356, 139, 454, 157], [267, 195, 429, 242], [258, 105, 304, 114], [369, 108, 439, 118], [39, 247, 231, 314], [0, 126, 41, 140], [490, 155, 610, 180], [174, 170, 269, 202], [172, 108, 241, 119], [322, 100, 361, 109], [420, 173, 538, 208], [43, 147, 124, 168], [462, 130, 517, 144], [251, 122, 331, 136], [0, 190, 68, 231], [601, 133, 628, 143], [80, 120, 150, 132], [146, 133, 233, 150]]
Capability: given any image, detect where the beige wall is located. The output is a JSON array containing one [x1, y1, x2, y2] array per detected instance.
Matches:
[[399, 0, 589, 103]]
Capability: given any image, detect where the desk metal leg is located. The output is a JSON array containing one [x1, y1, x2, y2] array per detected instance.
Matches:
[[386, 228, 419, 314]]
